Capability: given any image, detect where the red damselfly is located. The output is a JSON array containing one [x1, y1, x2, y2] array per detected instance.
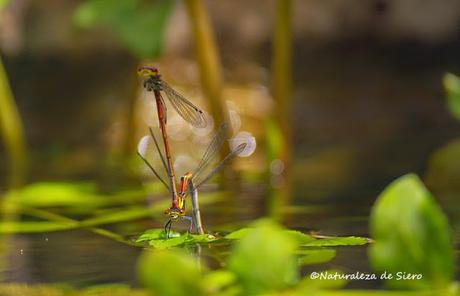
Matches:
[[137, 66, 208, 212], [137, 123, 256, 236]]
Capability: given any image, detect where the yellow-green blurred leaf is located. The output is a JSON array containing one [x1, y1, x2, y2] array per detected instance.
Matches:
[[137, 250, 204, 296], [444, 73, 460, 121], [369, 174, 455, 289]]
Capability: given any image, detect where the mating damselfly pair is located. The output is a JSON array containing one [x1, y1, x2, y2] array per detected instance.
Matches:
[[137, 66, 256, 237]]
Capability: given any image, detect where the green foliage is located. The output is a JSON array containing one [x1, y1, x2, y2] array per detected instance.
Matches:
[[2, 181, 150, 209], [73, 0, 174, 58], [298, 249, 336, 265], [0, 221, 76, 233], [225, 227, 367, 247], [227, 219, 299, 295], [303, 236, 369, 247], [0, 0, 9, 10], [138, 250, 204, 296], [444, 73, 460, 121], [369, 174, 455, 289]]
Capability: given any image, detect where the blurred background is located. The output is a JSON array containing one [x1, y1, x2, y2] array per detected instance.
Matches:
[[1, 0, 460, 287]]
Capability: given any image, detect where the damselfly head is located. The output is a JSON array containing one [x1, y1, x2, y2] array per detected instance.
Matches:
[[137, 66, 159, 77], [164, 207, 184, 221]]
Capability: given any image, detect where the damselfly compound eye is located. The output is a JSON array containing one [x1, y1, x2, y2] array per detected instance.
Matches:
[[229, 131, 256, 157], [137, 136, 151, 158]]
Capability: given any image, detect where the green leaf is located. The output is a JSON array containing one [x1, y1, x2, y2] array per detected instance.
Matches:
[[137, 249, 204, 296], [148, 235, 190, 249], [0, 0, 9, 10], [285, 230, 316, 244], [303, 236, 369, 247], [226, 228, 367, 247], [73, 0, 174, 58], [227, 219, 299, 295], [298, 249, 336, 265], [444, 73, 460, 121], [136, 229, 179, 243], [369, 173, 455, 289], [224, 228, 252, 240], [136, 229, 218, 249], [0, 221, 77, 233], [3, 181, 149, 209], [202, 270, 238, 295]]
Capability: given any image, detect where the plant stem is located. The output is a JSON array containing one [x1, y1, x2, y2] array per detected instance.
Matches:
[[22, 206, 137, 247], [183, 0, 229, 130], [267, 0, 292, 220], [0, 55, 28, 188]]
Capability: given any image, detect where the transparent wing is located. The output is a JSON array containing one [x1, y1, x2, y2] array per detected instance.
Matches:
[[192, 123, 229, 181], [193, 142, 247, 190], [160, 80, 207, 128], [137, 133, 170, 191]]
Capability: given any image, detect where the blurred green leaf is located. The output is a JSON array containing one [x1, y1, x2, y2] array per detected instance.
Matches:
[[73, 0, 174, 58], [202, 270, 239, 295], [227, 219, 299, 295], [369, 173, 455, 289], [3, 182, 149, 208], [304, 236, 369, 247], [444, 73, 460, 121], [0, 221, 76, 233], [0, 0, 9, 10], [298, 249, 336, 265], [137, 249, 204, 296]]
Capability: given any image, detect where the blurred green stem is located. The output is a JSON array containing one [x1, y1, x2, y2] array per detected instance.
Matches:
[[183, 0, 229, 129], [267, 0, 292, 220], [22, 206, 137, 246], [0, 55, 28, 188]]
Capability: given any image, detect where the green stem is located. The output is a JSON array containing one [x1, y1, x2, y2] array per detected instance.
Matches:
[[0, 55, 28, 188], [267, 0, 292, 220], [22, 206, 137, 247], [183, 0, 230, 131]]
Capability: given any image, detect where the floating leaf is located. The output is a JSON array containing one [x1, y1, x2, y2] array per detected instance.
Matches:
[[227, 219, 299, 295], [137, 250, 204, 296], [303, 236, 369, 247], [136, 229, 179, 243], [226, 228, 367, 247], [298, 249, 336, 265], [148, 235, 190, 249], [285, 230, 316, 244], [136, 229, 218, 249], [224, 228, 251, 240], [444, 73, 460, 121], [369, 173, 455, 289]]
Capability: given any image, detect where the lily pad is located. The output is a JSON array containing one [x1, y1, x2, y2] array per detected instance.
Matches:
[[136, 229, 218, 249], [225, 228, 367, 247], [298, 249, 337, 265]]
